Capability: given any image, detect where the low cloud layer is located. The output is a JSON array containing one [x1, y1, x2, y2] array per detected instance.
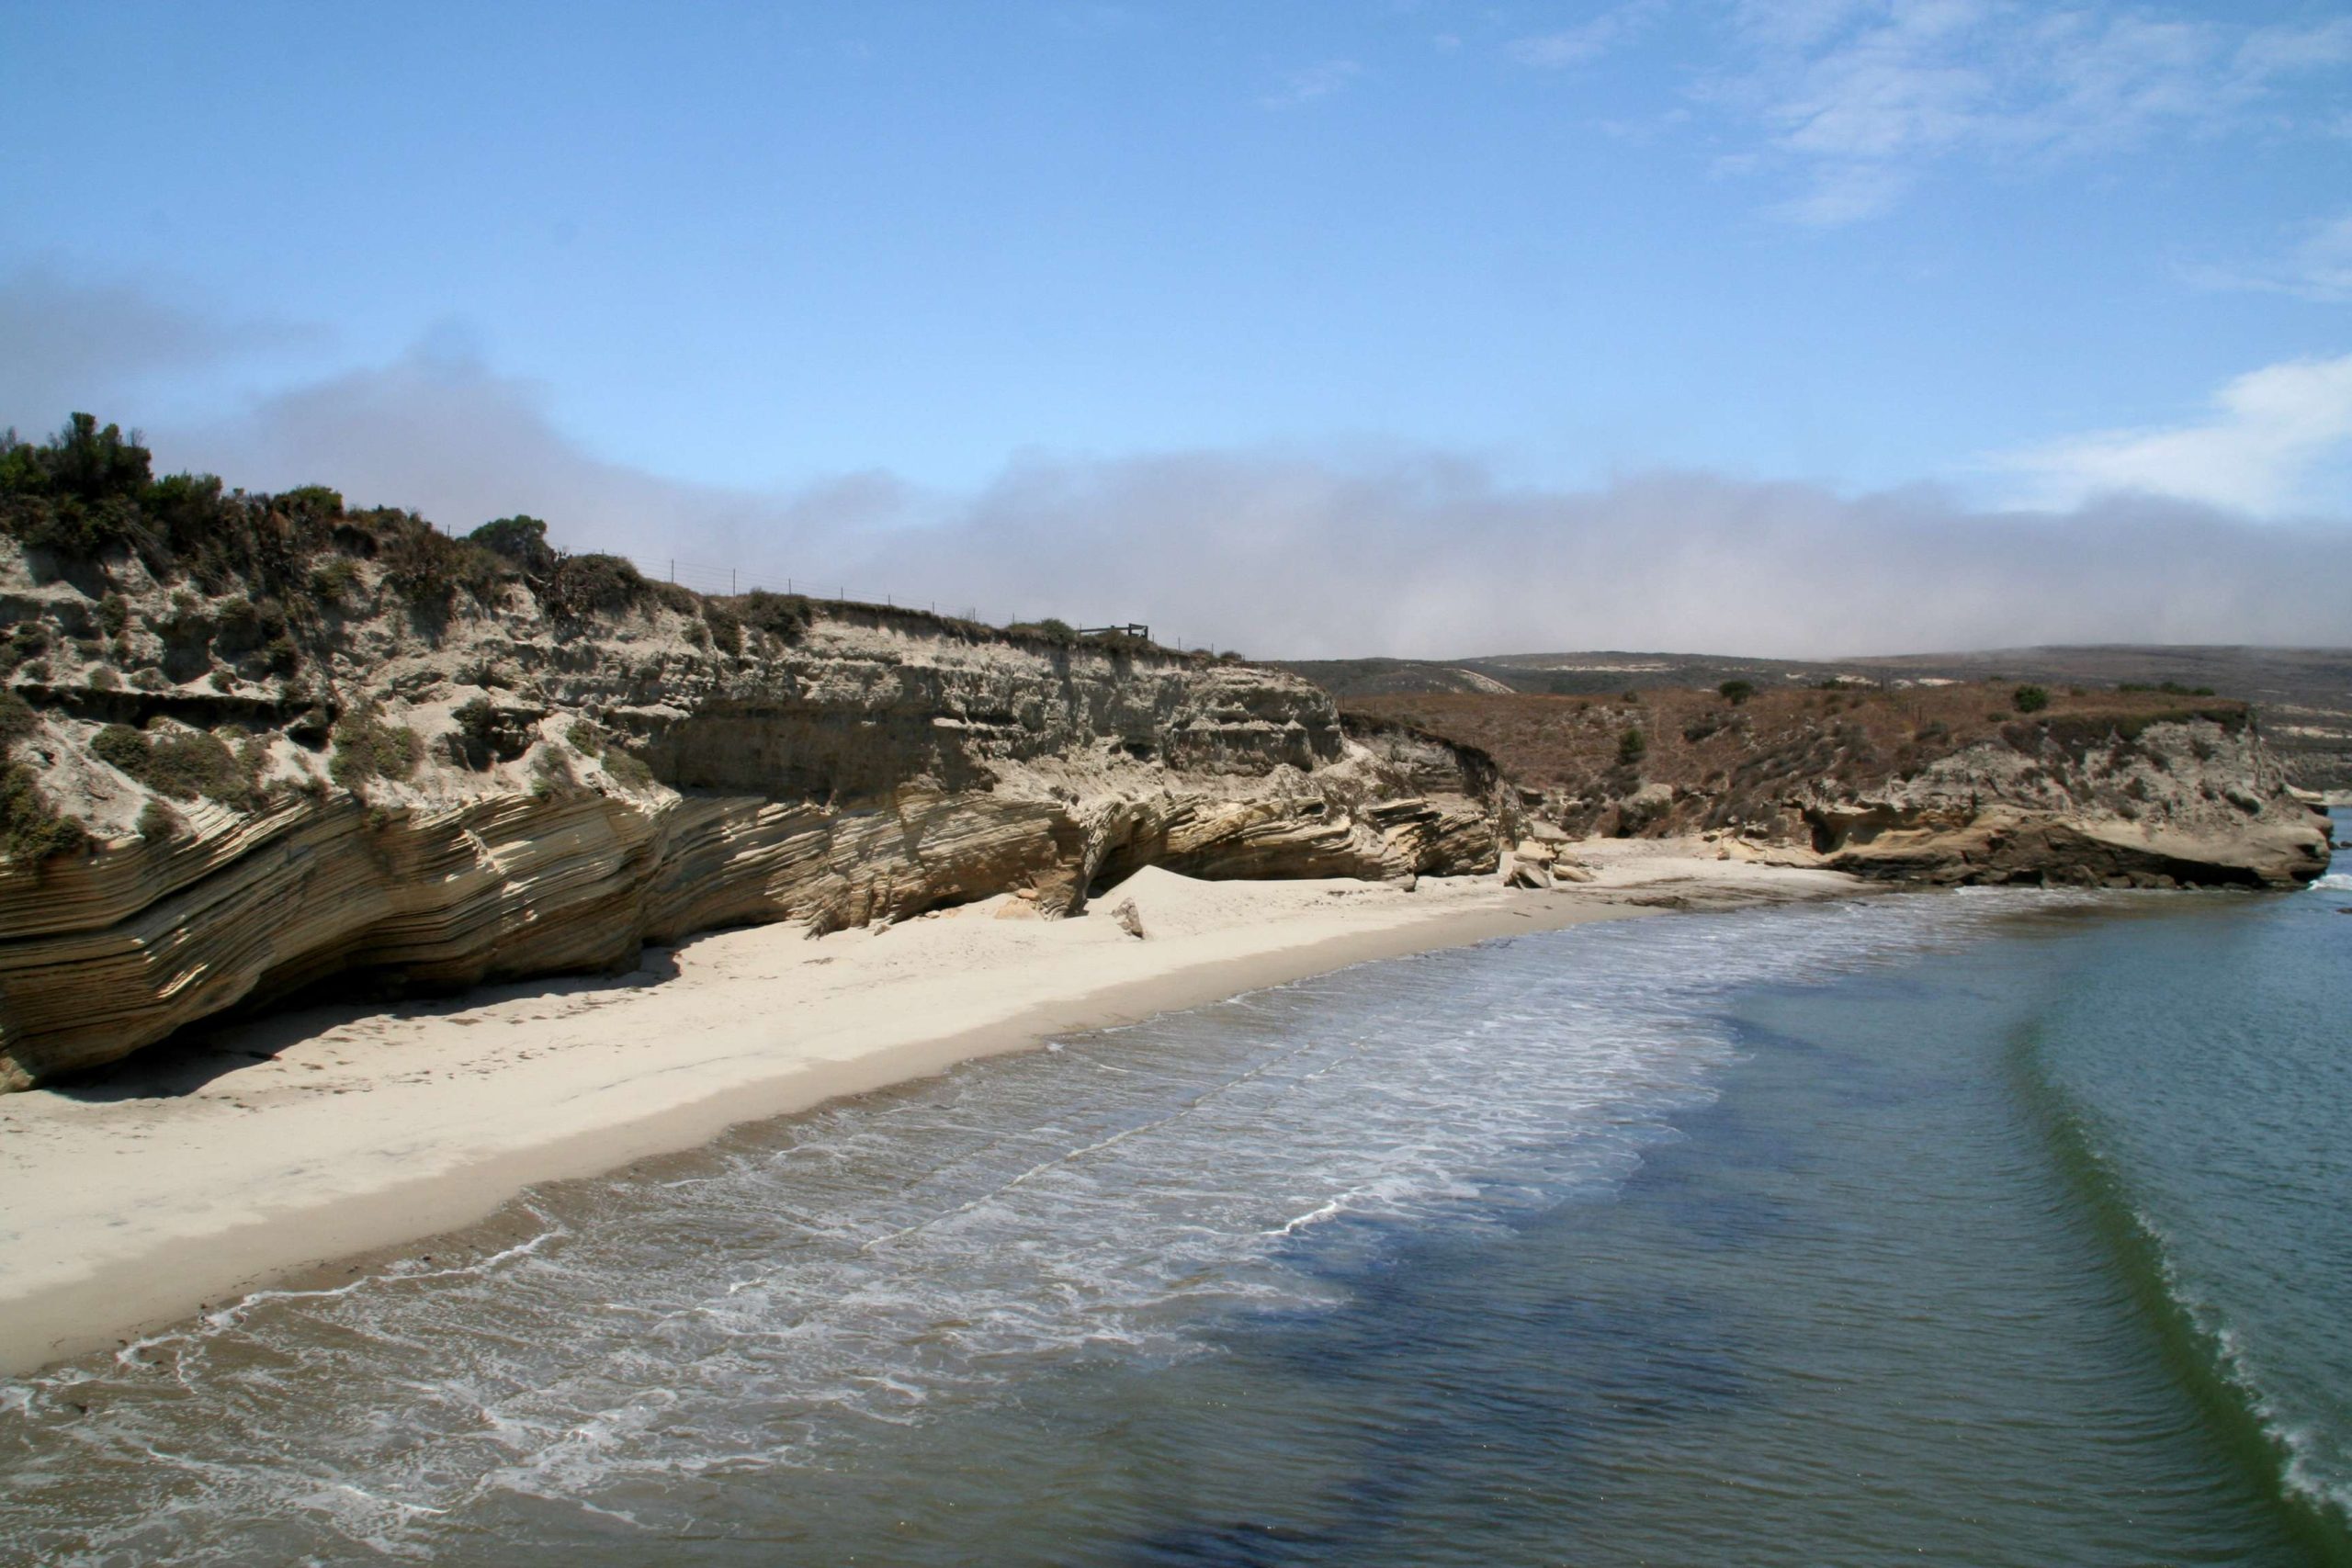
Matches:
[[7, 285, 2348, 662], [1995, 353, 2352, 517]]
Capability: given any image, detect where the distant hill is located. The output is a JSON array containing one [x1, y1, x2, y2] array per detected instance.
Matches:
[[1279, 646, 2352, 794]]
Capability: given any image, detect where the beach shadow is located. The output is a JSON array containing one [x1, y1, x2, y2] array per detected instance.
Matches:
[[47, 946, 684, 1103]]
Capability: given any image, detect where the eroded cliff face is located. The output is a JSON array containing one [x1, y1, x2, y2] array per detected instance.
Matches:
[[1788, 716, 2326, 887], [1345, 688, 2333, 891], [0, 546, 1502, 1089]]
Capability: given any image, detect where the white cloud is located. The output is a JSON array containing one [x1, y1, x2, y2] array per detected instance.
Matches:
[[2185, 209, 2352, 304], [1708, 4, 2352, 225], [1508, 1, 1667, 69], [136, 346, 2352, 659], [10, 276, 2346, 658], [1995, 354, 2352, 516], [1261, 59, 1363, 108]]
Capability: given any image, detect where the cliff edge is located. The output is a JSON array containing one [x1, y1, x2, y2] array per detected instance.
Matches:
[[0, 423, 1501, 1088]]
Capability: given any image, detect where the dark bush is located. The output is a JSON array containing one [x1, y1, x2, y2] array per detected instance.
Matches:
[[1717, 679, 1755, 705], [543, 552, 649, 619], [0, 689, 35, 748], [0, 415, 172, 565], [1009, 617, 1078, 648], [2014, 684, 2051, 714], [703, 603, 743, 656], [381, 522, 511, 609], [1083, 627, 1156, 658], [330, 709, 423, 787], [1618, 727, 1647, 764], [90, 722, 260, 808], [452, 696, 497, 748], [468, 514, 556, 576], [137, 797, 181, 841], [0, 762, 87, 864], [737, 590, 813, 643], [603, 746, 656, 791], [309, 557, 363, 607]]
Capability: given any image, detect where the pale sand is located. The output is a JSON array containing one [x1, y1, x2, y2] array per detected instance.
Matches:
[[0, 846, 1860, 1375]]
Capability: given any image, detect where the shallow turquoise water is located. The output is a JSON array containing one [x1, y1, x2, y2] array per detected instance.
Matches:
[[2, 821, 2345, 1564]]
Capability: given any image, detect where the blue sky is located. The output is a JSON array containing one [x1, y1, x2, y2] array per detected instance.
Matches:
[[4, 1, 2349, 655]]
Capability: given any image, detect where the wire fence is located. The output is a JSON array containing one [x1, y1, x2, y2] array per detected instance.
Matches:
[[618, 554, 1204, 653]]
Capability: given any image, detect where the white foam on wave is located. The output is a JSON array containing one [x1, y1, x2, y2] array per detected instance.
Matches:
[[2312, 872, 2352, 891], [0, 887, 2089, 1560]]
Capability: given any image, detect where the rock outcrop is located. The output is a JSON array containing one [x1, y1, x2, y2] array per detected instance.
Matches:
[[1791, 714, 2327, 887], [1344, 687, 2333, 891], [0, 537, 1501, 1089]]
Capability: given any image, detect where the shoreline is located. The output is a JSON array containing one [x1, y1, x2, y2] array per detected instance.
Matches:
[[0, 848, 1863, 1377]]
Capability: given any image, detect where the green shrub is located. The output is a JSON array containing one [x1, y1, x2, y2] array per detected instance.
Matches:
[[1009, 617, 1078, 648], [468, 514, 555, 576], [703, 603, 743, 656], [0, 415, 159, 563], [452, 695, 497, 746], [0, 689, 35, 748], [651, 580, 700, 615], [310, 558, 363, 607], [137, 798, 181, 841], [216, 595, 263, 649], [1717, 679, 1755, 705], [91, 722, 261, 808], [89, 665, 120, 692], [736, 589, 812, 643], [565, 719, 603, 756], [381, 521, 510, 609], [90, 723, 146, 773], [0, 763, 87, 864], [538, 551, 649, 619], [603, 746, 656, 792], [529, 744, 584, 800], [330, 709, 423, 786], [1618, 727, 1647, 765], [2014, 684, 2052, 714], [98, 593, 130, 637]]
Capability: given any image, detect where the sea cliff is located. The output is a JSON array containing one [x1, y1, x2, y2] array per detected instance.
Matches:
[[1347, 687, 2333, 892], [0, 493, 1499, 1088]]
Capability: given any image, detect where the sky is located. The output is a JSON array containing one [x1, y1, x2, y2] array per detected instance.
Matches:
[[3, 0, 2349, 659]]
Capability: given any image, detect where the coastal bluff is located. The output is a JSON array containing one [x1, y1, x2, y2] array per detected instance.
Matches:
[[1348, 687, 2332, 892], [0, 465, 1500, 1088]]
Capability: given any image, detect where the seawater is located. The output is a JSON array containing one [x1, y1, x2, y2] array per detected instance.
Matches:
[[2, 815, 2346, 1565]]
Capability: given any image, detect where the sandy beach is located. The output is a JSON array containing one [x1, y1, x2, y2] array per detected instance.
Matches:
[[0, 845, 1860, 1376]]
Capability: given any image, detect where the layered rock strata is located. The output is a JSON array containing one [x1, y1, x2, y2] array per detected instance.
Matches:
[[0, 552, 1501, 1089], [1344, 690, 2332, 891]]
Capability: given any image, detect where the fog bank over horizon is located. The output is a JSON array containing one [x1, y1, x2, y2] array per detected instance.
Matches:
[[9, 331, 2350, 664]]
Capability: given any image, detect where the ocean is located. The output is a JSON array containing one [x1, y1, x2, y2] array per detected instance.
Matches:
[[3, 812, 2346, 1565]]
